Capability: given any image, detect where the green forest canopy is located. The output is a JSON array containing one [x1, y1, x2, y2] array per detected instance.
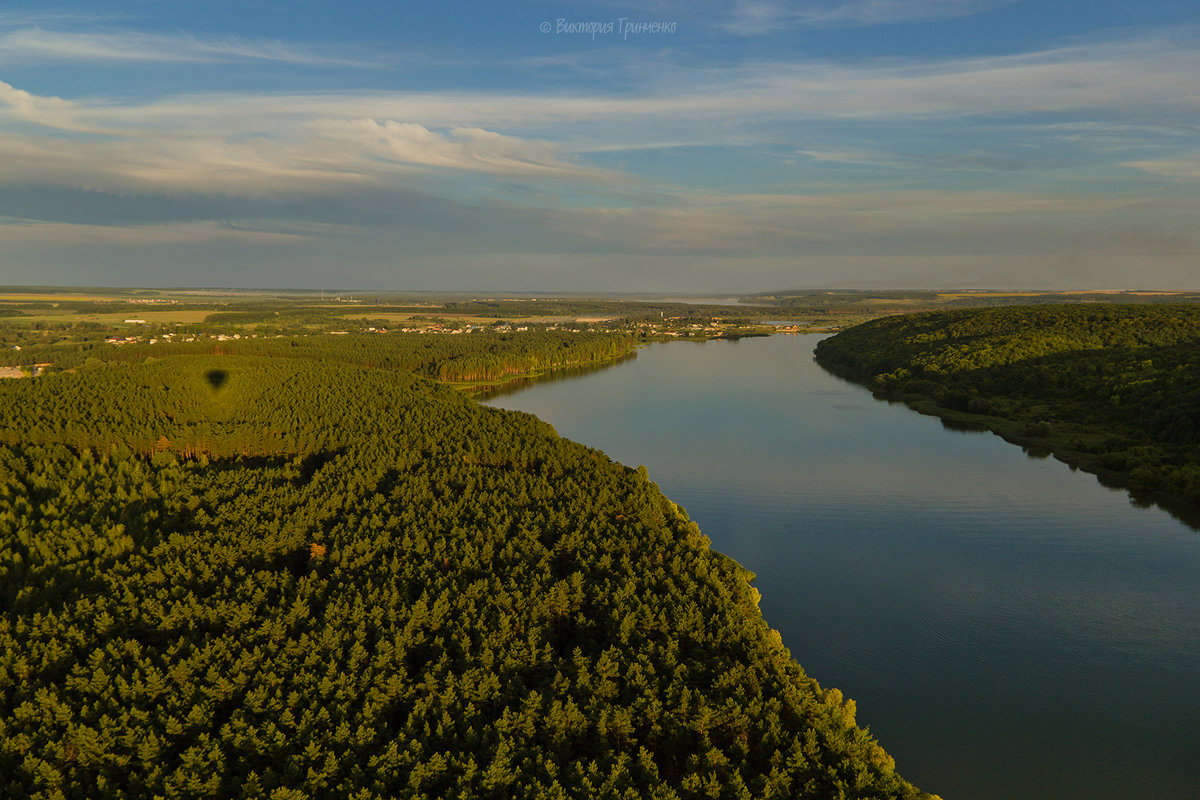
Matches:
[[0, 337, 933, 799], [2, 327, 636, 389]]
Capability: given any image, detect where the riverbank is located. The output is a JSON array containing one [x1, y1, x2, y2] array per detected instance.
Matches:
[[814, 305, 1200, 528], [452, 327, 787, 397], [857, 386, 1200, 529], [483, 332, 1200, 800], [445, 348, 640, 396]]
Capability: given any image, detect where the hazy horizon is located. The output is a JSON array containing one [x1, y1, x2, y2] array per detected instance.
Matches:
[[6, 285, 1198, 298]]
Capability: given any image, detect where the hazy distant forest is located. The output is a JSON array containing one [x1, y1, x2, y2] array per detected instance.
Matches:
[[0, 329, 934, 799]]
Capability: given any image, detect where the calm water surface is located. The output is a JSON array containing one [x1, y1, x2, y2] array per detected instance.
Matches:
[[483, 334, 1200, 800]]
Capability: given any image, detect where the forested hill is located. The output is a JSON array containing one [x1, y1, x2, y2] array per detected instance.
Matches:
[[0, 348, 932, 799], [815, 304, 1200, 513]]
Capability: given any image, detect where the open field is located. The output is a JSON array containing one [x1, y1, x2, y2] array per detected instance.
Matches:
[[3, 309, 215, 324], [0, 292, 138, 302], [334, 312, 501, 324], [935, 292, 1048, 299]]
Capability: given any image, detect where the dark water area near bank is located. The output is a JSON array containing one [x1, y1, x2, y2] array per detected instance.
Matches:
[[484, 334, 1200, 800]]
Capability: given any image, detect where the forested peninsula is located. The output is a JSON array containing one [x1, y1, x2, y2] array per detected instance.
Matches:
[[815, 304, 1200, 517], [0, 336, 932, 799]]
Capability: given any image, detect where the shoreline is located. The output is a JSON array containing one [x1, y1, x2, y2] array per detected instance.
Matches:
[[820, 365, 1200, 531]]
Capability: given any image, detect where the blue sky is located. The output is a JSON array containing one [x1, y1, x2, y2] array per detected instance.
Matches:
[[0, 1, 1197, 291]]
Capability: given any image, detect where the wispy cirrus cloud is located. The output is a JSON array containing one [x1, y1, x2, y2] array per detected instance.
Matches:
[[104, 37, 1200, 130], [0, 11, 103, 27], [0, 218, 311, 247], [1123, 155, 1200, 180], [0, 35, 1184, 157], [307, 120, 615, 179], [725, 38, 1200, 120], [795, 145, 1044, 171], [0, 112, 613, 198], [722, 0, 1015, 34], [0, 32, 1195, 199], [0, 27, 378, 67]]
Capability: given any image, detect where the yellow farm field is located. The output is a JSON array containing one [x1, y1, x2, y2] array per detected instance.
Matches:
[[5, 310, 214, 324], [935, 292, 1048, 299], [0, 292, 136, 303]]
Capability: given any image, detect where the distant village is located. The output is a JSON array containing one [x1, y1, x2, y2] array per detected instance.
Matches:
[[98, 316, 787, 348]]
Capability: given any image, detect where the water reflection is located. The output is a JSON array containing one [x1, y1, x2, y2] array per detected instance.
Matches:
[[483, 334, 1200, 800]]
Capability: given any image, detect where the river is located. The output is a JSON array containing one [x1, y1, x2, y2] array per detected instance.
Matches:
[[482, 333, 1200, 800]]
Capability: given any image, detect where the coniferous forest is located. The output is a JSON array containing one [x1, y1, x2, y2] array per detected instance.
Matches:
[[0, 337, 932, 799], [815, 304, 1200, 512]]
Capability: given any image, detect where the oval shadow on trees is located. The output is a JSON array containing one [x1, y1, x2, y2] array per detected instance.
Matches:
[[205, 369, 228, 390]]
